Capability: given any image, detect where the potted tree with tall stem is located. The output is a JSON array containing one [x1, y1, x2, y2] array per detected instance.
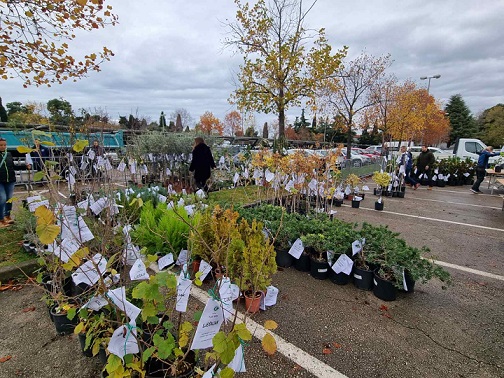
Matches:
[[372, 171, 391, 211]]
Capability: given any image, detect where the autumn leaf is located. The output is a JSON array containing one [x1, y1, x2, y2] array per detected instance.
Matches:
[[16, 146, 34, 154], [0, 355, 12, 363], [264, 320, 278, 330], [262, 332, 277, 355], [34, 205, 54, 226], [6, 197, 18, 204], [22, 306, 36, 313], [322, 348, 332, 355], [379, 304, 388, 311], [36, 224, 60, 245], [332, 342, 342, 349], [72, 139, 89, 152]]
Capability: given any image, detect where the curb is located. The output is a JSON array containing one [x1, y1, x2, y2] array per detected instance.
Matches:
[[0, 259, 39, 282]]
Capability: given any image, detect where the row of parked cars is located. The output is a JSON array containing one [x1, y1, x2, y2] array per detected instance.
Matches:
[[285, 147, 381, 168]]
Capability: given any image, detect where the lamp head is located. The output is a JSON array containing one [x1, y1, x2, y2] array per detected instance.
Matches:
[[420, 76, 427, 80], [433, 74, 441, 79]]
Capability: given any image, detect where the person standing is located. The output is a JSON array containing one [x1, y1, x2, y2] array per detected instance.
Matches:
[[470, 146, 500, 194], [415, 145, 435, 190], [30, 139, 51, 173], [189, 137, 216, 192], [0, 138, 31, 227], [90, 140, 104, 180], [397, 146, 419, 189]]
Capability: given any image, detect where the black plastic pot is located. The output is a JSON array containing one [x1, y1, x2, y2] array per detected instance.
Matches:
[[71, 281, 90, 296], [78, 332, 94, 357], [98, 347, 108, 365], [146, 350, 195, 378], [353, 266, 374, 290], [334, 199, 343, 207], [309, 256, 329, 280], [495, 166, 502, 173], [23, 241, 31, 252], [294, 252, 311, 272], [397, 191, 405, 198], [50, 306, 78, 335], [351, 200, 361, 208], [375, 201, 384, 211], [329, 269, 350, 285], [373, 272, 397, 301], [437, 180, 446, 187], [275, 248, 294, 268]]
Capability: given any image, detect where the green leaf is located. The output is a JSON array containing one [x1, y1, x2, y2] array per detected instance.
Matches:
[[212, 332, 236, 364], [234, 323, 252, 341], [193, 310, 203, 322], [67, 307, 77, 321], [142, 302, 157, 322], [106, 354, 123, 373], [219, 367, 235, 378], [153, 333, 175, 360], [142, 347, 156, 362], [73, 139, 89, 152], [33, 171, 45, 181], [17, 146, 34, 154], [44, 160, 59, 167]]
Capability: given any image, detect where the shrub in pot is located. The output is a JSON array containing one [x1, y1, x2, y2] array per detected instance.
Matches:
[[300, 233, 329, 280]]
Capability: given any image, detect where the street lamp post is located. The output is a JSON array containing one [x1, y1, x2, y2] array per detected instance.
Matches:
[[419, 75, 441, 146], [420, 74, 441, 94]]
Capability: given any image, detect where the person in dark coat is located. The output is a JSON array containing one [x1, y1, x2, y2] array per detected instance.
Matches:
[[189, 137, 216, 192], [470, 146, 500, 194], [415, 145, 435, 190], [30, 139, 52, 172], [0, 138, 31, 227]]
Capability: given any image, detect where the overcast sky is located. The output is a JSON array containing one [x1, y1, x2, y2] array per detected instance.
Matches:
[[2, 0, 503, 128]]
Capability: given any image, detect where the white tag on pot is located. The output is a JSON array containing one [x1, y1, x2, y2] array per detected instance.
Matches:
[[463, 172, 470, 177], [83, 295, 108, 311], [176, 276, 192, 313], [107, 287, 141, 322], [191, 298, 224, 350], [352, 240, 363, 256], [158, 194, 167, 203], [176, 249, 188, 266], [130, 258, 149, 281], [354, 196, 363, 201], [265, 169, 275, 183], [230, 284, 240, 302], [218, 277, 235, 321], [432, 175, 437, 181], [184, 204, 195, 216], [72, 253, 107, 286], [260, 291, 266, 311], [402, 270, 408, 292], [264, 285, 279, 307], [158, 253, 174, 270], [285, 180, 294, 192], [327, 251, 334, 265], [117, 160, 126, 172], [196, 189, 206, 198], [332, 254, 353, 275], [202, 364, 217, 378], [228, 344, 246, 372], [288, 238, 304, 259], [198, 260, 212, 281], [362, 185, 369, 191], [107, 321, 139, 361]]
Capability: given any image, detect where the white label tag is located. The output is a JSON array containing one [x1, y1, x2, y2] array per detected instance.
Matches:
[[288, 238, 304, 259], [107, 321, 139, 361], [158, 253, 174, 270], [176, 249, 188, 266], [332, 254, 353, 275], [191, 298, 224, 350], [129, 258, 149, 281], [176, 276, 192, 313], [198, 260, 212, 281], [264, 285, 279, 307]]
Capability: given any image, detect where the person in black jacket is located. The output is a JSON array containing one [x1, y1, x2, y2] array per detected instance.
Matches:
[[30, 139, 52, 173], [189, 137, 216, 192], [0, 138, 31, 227], [415, 145, 435, 190]]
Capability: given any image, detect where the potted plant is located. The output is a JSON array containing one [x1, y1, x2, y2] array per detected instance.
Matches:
[[372, 171, 391, 211], [300, 233, 329, 280], [344, 173, 361, 202]]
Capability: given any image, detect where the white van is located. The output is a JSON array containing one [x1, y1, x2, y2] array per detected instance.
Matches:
[[452, 138, 501, 164], [409, 146, 452, 159]]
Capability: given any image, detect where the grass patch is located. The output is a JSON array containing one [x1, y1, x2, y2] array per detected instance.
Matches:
[[0, 227, 34, 268], [209, 186, 276, 207]]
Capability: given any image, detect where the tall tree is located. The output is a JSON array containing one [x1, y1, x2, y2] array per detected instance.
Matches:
[[225, 0, 346, 138], [6, 101, 48, 125], [445, 94, 477, 147], [0, 1, 117, 87], [175, 114, 183, 132], [169, 108, 194, 129], [319, 52, 391, 158], [47, 98, 73, 125], [159, 111, 167, 132], [262, 122, 269, 138], [197, 111, 223, 135], [224, 110, 243, 136], [477, 104, 504, 148]]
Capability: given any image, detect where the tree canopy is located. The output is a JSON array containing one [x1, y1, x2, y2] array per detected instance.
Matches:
[[445, 94, 477, 147], [225, 0, 347, 138], [0, 0, 118, 87]]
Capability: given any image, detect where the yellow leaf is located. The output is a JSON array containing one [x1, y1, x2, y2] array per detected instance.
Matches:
[[73, 139, 89, 153], [34, 205, 54, 226], [74, 322, 85, 335], [6, 197, 18, 204], [76, 0, 88, 6], [264, 320, 278, 330], [17, 146, 34, 154], [33, 171, 45, 181], [262, 332, 277, 355], [36, 224, 60, 245], [42, 141, 55, 146]]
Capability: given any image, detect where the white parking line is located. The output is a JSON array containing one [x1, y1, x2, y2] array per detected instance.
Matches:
[[350, 206, 504, 232], [412, 197, 501, 210], [429, 259, 504, 282], [191, 287, 347, 378]]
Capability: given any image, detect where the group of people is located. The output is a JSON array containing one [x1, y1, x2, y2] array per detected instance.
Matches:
[[396, 145, 436, 190]]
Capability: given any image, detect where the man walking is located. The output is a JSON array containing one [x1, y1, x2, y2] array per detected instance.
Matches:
[[470, 146, 500, 194], [415, 145, 435, 190]]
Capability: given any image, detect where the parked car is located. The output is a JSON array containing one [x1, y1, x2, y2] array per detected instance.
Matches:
[[342, 148, 370, 166], [409, 146, 452, 160], [352, 148, 379, 162]]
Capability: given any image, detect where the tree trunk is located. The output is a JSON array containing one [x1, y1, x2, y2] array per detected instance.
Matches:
[[346, 115, 353, 159]]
